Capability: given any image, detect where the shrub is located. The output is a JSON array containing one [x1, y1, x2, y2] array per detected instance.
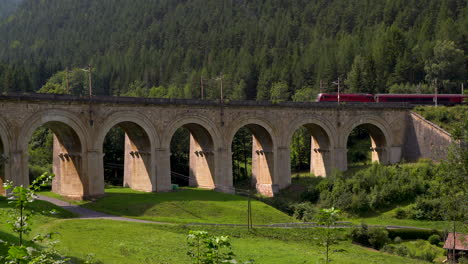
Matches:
[[427, 234, 441, 245], [349, 224, 371, 246], [407, 240, 439, 262], [381, 244, 409, 257], [387, 228, 440, 240], [394, 208, 407, 219], [349, 224, 390, 249], [300, 185, 320, 203], [291, 202, 318, 222], [367, 227, 390, 249], [393, 236, 402, 244]]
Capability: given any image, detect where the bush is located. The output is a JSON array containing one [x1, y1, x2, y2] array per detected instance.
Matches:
[[407, 240, 439, 262], [394, 208, 407, 219], [427, 234, 441, 245], [349, 224, 390, 249], [300, 185, 320, 203], [393, 236, 402, 244], [387, 228, 440, 240], [349, 224, 371, 246], [291, 202, 318, 222], [410, 198, 444, 220], [381, 244, 409, 257], [368, 227, 390, 249], [318, 162, 433, 215]]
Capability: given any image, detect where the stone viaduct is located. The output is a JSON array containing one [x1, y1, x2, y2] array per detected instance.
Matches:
[[0, 94, 450, 199]]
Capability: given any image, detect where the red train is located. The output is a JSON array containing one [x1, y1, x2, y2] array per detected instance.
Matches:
[[316, 93, 467, 105]]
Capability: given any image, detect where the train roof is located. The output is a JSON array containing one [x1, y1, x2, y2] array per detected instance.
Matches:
[[375, 94, 467, 97]]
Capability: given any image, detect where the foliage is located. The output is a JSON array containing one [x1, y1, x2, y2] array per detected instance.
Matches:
[[318, 162, 431, 215], [0, 0, 467, 97], [1, 172, 70, 263], [28, 126, 53, 182], [349, 224, 390, 249], [313, 207, 342, 263], [291, 202, 318, 222], [427, 234, 441, 245], [186, 230, 253, 264], [103, 126, 125, 186], [387, 228, 441, 241], [414, 105, 468, 133]]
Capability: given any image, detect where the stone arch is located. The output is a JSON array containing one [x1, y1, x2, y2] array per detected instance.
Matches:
[[164, 115, 221, 189], [228, 117, 277, 196], [285, 116, 336, 176], [0, 118, 12, 195], [342, 116, 392, 166], [97, 111, 158, 192], [18, 109, 89, 199]]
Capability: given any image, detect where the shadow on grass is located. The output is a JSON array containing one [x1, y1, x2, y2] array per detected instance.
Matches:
[[80, 188, 250, 218], [0, 196, 76, 219]]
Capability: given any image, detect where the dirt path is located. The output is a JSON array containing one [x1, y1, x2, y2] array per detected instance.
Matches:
[[37, 195, 169, 224]]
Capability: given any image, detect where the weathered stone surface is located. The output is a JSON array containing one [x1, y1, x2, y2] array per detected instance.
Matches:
[[0, 94, 448, 198], [403, 112, 453, 162]]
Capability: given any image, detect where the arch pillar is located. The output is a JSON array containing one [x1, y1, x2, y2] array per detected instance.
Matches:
[[189, 133, 215, 189], [155, 148, 171, 192], [275, 146, 291, 190], [86, 149, 105, 198], [123, 133, 154, 192], [252, 136, 277, 197], [214, 146, 234, 194], [333, 147, 348, 171], [52, 135, 85, 199]]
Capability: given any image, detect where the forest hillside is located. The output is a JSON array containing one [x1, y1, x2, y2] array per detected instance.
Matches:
[[0, 0, 466, 100]]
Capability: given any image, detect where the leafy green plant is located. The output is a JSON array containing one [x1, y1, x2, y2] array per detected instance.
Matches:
[[0, 173, 70, 264], [313, 207, 342, 263], [187, 230, 254, 264], [349, 224, 389, 249], [427, 234, 441, 245]]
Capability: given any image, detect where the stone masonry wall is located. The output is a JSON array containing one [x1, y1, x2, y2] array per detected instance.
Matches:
[[404, 112, 452, 162]]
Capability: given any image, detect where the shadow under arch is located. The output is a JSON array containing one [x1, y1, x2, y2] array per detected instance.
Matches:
[[229, 118, 276, 197], [17, 110, 88, 199], [28, 122, 84, 199], [0, 118, 11, 196], [165, 116, 220, 190], [97, 112, 158, 192], [343, 118, 390, 167], [289, 124, 333, 177]]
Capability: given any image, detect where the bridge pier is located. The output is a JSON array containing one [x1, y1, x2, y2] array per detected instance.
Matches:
[[214, 147, 234, 194], [155, 148, 171, 192]]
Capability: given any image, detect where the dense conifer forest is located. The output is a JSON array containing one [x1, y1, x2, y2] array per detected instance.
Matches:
[[0, 0, 466, 99]]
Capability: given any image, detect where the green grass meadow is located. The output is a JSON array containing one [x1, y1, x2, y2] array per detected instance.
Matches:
[[1, 189, 439, 264], [77, 187, 294, 224]]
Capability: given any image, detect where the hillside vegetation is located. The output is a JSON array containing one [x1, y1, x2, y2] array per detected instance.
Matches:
[[414, 105, 468, 133], [0, 0, 466, 99]]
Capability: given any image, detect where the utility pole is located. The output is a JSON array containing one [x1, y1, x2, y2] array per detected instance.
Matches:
[[462, 82, 464, 95], [434, 79, 438, 107], [338, 77, 341, 104], [88, 64, 93, 97], [220, 75, 224, 103], [200, 76, 204, 100], [320, 80, 323, 93], [65, 67, 70, 94], [332, 77, 341, 103]]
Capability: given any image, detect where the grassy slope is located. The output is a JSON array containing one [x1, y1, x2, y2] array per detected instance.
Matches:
[[70, 187, 292, 224], [0, 194, 431, 263], [41, 219, 428, 264], [414, 105, 468, 132], [0, 196, 76, 254]]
